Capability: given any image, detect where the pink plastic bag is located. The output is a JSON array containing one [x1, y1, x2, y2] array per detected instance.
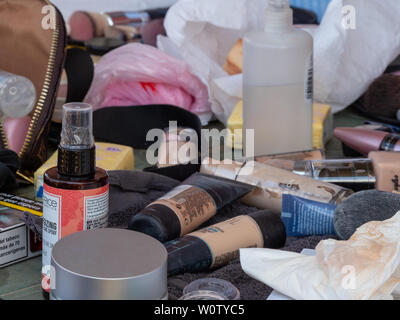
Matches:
[[85, 43, 210, 117]]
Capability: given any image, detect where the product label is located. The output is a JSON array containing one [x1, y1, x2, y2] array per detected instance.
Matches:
[[41, 184, 109, 292], [305, 54, 313, 103], [151, 185, 217, 236], [190, 216, 264, 268], [281, 194, 336, 237], [0, 225, 27, 267]]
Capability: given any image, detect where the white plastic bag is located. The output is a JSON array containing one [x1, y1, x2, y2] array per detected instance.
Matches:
[[314, 0, 400, 112], [159, 0, 400, 123], [240, 212, 400, 300]]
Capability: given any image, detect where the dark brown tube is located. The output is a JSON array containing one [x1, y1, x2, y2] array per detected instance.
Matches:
[[128, 173, 254, 243]]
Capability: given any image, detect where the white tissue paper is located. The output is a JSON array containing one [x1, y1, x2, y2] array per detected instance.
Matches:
[[159, 0, 400, 124], [240, 211, 400, 300]]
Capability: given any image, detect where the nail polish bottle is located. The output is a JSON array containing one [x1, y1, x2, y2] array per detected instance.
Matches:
[[41, 103, 109, 298]]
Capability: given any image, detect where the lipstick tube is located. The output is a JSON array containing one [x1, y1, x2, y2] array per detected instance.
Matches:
[[334, 127, 400, 155]]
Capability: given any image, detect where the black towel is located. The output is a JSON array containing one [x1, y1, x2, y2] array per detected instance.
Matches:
[[23, 170, 332, 300], [0, 148, 19, 191]]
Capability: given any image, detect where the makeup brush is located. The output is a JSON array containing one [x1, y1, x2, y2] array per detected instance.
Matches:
[[334, 190, 400, 240], [362, 74, 400, 119]]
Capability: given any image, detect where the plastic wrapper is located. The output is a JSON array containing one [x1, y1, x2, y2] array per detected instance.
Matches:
[[85, 43, 211, 122], [159, 0, 400, 123], [240, 211, 400, 300]]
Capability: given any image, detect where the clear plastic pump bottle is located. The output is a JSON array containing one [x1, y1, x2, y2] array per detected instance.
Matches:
[[42, 103, 109, 299], [0, 70, 36, 118], [243, 0, 313, 156]]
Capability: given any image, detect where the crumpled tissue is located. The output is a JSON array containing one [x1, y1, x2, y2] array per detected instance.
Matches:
[[240, 211, 400, 300]]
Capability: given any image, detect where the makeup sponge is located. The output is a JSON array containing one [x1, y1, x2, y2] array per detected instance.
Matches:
[[362, 74, 400, 119], [334, 190, 400, 240]]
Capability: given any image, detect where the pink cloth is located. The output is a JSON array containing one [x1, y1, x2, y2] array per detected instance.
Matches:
[[85, 43, 210, 115]]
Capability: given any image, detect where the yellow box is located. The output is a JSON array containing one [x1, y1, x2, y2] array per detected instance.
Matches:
[[312, 103, 333, 150], [34, 142, 134, 199], [226, 101, 333, 150]]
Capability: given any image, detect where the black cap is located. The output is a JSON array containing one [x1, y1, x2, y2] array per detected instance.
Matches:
[[58, 145, 95, 177], [128, 204, 181, 243], [249, 210, 286, 248]]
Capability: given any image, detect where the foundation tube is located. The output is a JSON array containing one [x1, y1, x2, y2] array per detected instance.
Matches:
[[128, 173, 254, 242], [201, 158, 353, 213], [166, 210, 286, 276]]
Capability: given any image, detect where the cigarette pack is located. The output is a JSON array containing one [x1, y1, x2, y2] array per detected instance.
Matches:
[[0, 206, 42, 268]]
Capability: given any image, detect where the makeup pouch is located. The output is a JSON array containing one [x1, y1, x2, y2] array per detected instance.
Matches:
[[0, 0, 66, 176]]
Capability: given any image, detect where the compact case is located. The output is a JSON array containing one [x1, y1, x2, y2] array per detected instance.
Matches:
[[0, 0, 66, 174]]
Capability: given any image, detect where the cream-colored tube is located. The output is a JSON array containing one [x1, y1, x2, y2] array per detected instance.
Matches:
[[201, 158, 353, 213]]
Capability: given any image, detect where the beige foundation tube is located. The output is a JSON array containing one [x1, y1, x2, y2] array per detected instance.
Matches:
[[201, 158, 353, 213]]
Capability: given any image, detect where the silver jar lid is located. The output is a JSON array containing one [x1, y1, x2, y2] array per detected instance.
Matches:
[[50, 228, 168, 300]]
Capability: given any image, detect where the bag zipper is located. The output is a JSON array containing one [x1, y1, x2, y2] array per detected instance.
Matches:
[[18, 24, 59, 158], [0, 1, 65, 180]]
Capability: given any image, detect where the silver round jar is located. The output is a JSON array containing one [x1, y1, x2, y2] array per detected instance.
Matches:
[[50, 228, 168, 300]]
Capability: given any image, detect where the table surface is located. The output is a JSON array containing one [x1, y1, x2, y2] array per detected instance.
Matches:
[[0, 107, 367, 300]]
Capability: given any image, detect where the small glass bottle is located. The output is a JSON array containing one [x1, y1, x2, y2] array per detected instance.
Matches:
[[42, 103, 109, 298]]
